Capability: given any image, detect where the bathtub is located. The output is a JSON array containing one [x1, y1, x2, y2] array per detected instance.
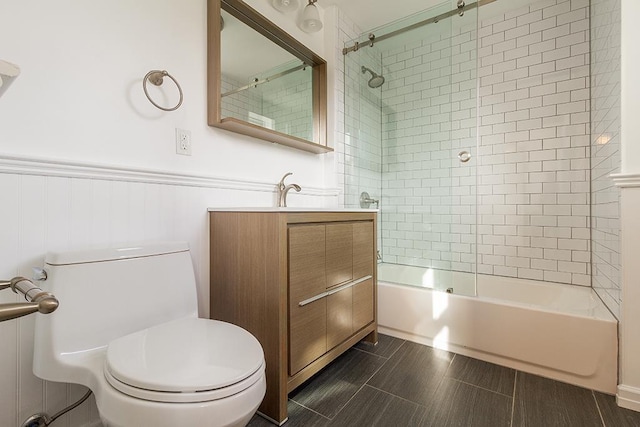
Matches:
[[377, 263, 618, 394]]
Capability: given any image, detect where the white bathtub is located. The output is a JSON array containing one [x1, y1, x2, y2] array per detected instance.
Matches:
[[377, 263, 618, 394]]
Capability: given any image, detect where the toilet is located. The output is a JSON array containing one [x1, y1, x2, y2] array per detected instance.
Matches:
[[32, 242, 266, 427]]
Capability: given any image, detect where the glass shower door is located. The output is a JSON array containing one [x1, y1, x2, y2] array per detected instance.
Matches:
[[343, 0, 479, 297]]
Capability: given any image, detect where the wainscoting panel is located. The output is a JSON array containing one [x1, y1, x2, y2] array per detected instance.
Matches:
[[0, 157, 337, 427]]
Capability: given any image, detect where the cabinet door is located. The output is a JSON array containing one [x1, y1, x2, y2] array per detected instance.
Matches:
[[327, 286, 352, 349], [326, 223, 353, 288], [289, 225, 327, 375], [353, 221, 374, 280], [352, 278, 374, 332]]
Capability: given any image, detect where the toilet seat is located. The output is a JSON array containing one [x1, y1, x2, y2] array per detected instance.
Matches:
[[104, 317, 265, 403]]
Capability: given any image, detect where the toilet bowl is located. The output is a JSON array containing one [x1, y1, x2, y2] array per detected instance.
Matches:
[[32, 242, 266, 427]]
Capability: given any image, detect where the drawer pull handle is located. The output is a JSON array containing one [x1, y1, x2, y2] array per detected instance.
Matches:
[[298, 275, 372, 307]]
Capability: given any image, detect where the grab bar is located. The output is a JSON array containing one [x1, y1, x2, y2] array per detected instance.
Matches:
[[0, 276, 59, 322], [298, 275, 373, 307]]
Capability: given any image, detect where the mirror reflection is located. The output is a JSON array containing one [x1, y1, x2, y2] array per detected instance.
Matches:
[[220, 10, 314, 142]]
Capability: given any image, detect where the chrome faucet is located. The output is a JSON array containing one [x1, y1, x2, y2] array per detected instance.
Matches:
[[277, 173, 301, 207], [360, 191, 379, 209]]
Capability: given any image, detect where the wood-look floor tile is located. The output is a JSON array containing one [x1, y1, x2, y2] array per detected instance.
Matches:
[[354, 333, 405, 358], [289, 348, 386, 419], [594, 392, 640, 427], [513, 372, 603, 427], [329, 385, 423, 427], [366, 340, 453, 404], [445, 354, 516, 396], [417, 378, 512, 427]]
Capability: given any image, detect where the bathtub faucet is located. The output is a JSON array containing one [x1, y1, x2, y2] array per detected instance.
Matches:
[[360, 191, 379, 209], [277, 173, 301, 207]]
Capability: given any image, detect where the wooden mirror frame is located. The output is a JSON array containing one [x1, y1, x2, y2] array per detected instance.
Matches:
[[207, 0, 331, 154]]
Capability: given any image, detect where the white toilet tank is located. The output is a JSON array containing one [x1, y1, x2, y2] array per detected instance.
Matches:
[[33, 242, 199, 384]]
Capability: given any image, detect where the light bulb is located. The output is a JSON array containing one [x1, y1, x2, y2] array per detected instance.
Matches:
[[300, 0, 322, 33], [272, 0, 299, 13]]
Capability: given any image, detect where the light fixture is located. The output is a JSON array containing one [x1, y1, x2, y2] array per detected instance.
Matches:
[[0, 60, 20, 98], [300, 0, 323, 33], [272, 0, 299, 13]]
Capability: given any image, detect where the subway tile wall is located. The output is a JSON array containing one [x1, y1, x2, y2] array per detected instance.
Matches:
[[476, 0, 591, 285], [339, 14, 384, 209], [220, 66, 313, 141], [379, 7, 478, 272], [590, 0, 621, 317], [221, 75, 262, 122], [354, 0, 593, 286], [261, 65, 313, 141]]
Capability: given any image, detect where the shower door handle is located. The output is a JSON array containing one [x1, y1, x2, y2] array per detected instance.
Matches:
[[458, 151, 471, 163]]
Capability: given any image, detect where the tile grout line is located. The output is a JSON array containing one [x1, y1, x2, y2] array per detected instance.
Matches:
[[447, 377, 515, 399], [326, 344, 402, 421], [383, 339, 407, 360], [591, 390, 607, 427], [286, 399, 332, 421], [365, 383, 431, 408], [352, 345, 394, 362], [362, 384, 424, 423], [510, 371, 518, 427], [427, 352, 458, 403], [290, 343, 404, 422], [353, 337, 408, 361]]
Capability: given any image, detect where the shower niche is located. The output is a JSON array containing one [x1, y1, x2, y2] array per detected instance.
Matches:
[[207, 0, 330, 154]]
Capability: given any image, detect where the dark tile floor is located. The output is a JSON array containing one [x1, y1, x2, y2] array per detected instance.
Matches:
[[248, 334, 640, 427]]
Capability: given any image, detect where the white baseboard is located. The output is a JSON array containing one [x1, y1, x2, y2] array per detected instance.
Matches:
[[617, 385, 640, 412]]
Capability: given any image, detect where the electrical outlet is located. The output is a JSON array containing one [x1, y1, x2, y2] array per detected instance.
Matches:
[[176, 128, 192, 156]]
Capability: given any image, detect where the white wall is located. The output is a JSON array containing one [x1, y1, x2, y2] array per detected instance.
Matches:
[[616, 0, 640, 412], [0, 0, 336, 425], [0, 0, 329, 183]]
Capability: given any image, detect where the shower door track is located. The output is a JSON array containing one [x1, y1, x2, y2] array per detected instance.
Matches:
[[342, 0, 496, 55]]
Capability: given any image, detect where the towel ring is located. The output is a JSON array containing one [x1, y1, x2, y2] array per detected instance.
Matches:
[[143, 70, 183, 111]]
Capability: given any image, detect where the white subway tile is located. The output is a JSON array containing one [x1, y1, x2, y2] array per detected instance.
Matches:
[[531, 16, 558, 34], [517, 10, 543, 27], [543, 114, 572, 127], [493, 17, 517, 34], [504, 24, 530, 42], [543, 69, 572, 83], [517, 32, 544, 48], [531, 127, 558, 139], [543, 23, 571, 41], [557, 8, 587, 26], [506, 5, 533, 20], [556, 54, 585, 70], [543, 1, 571, 19], [517, 53, 544, 69]]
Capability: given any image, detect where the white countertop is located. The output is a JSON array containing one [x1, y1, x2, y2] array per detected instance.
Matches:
[[207, 207, 379, 213]]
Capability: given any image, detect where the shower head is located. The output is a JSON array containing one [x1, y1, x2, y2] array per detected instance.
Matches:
[[361, 66, 385, 88]]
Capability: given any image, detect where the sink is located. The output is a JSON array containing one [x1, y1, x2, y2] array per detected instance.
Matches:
[[207, 207, 379, 212]]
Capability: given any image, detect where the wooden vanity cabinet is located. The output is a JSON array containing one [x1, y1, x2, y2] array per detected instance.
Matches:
[[288, 225, 327, 375], [209, 210, 377, 425]]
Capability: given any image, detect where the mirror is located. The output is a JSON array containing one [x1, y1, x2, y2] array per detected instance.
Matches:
[[208, 0, 330, 154]]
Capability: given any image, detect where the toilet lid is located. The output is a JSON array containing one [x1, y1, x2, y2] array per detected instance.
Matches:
[[106, 317, 264, 396]]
